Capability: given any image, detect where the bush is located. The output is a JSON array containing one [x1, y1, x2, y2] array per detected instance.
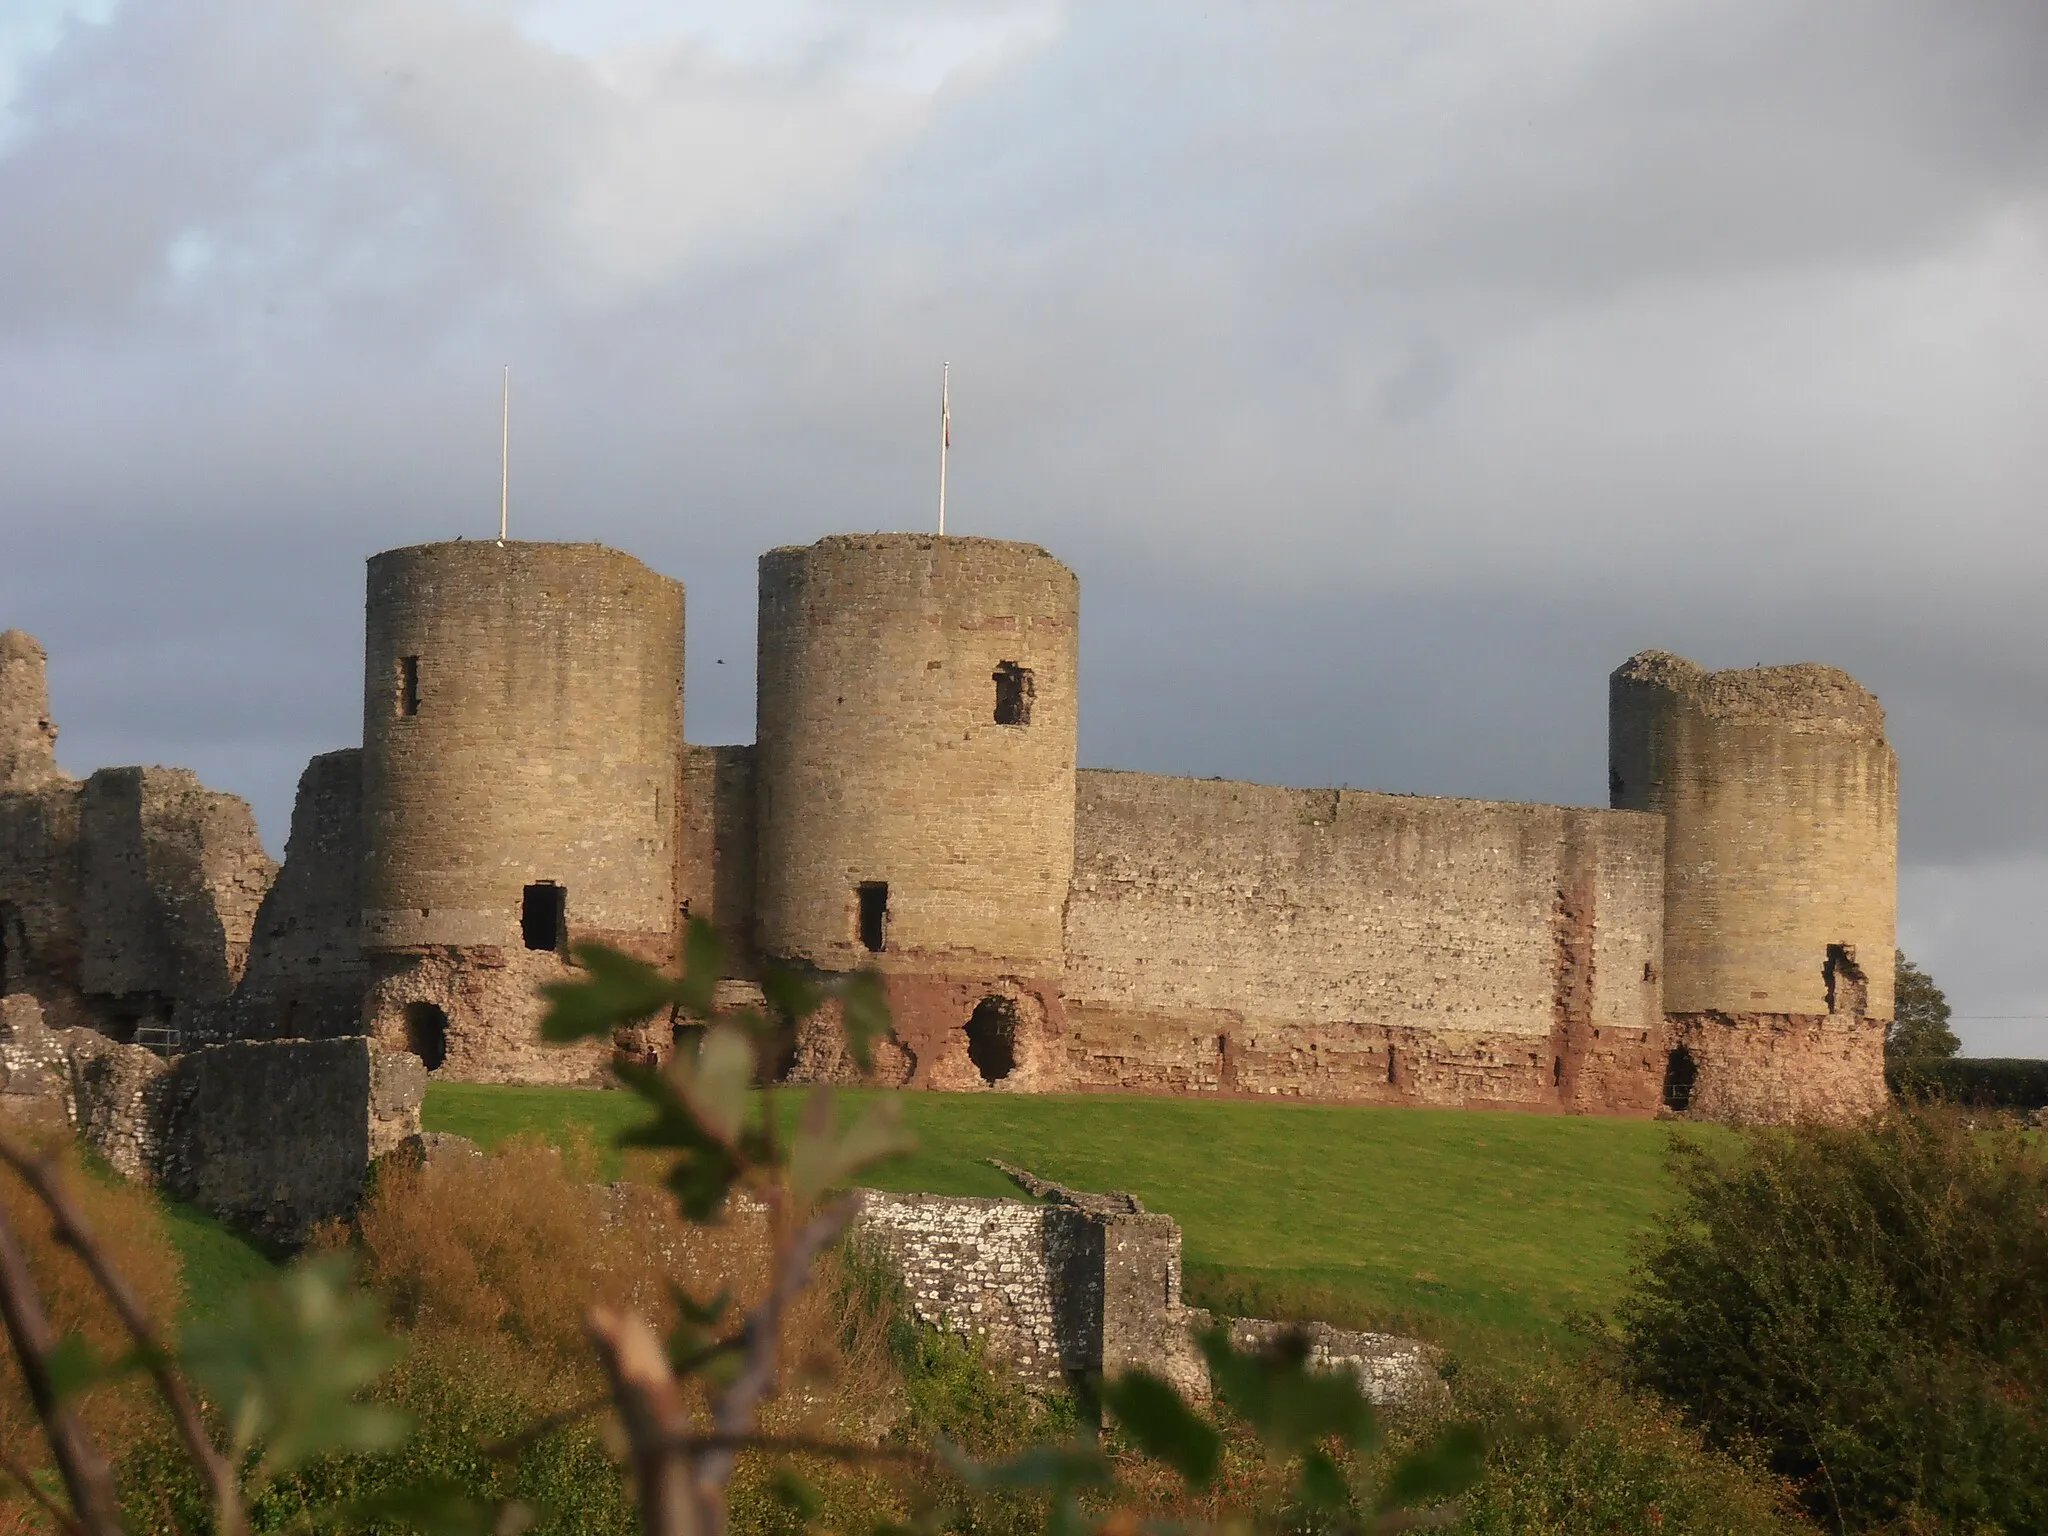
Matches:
[[0, 1130, 182, 1497], [1615, 1108, 2048, 1533], [1425, 1360, 1809, 1536], [1888, 1056, 2048, 1110]]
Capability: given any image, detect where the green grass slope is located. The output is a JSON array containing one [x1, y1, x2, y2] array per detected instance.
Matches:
[[426, 1084, 1716, 1343]]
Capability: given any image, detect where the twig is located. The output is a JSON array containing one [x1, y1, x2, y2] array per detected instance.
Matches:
[[662, 1432, 929, 1466], [701, 1196, 857, 1492], [588, 1306, 702, 1536], [0, 1199, 123, 1536], [0, 1132, 246, 1536], [0, 1449, 91, 1536]]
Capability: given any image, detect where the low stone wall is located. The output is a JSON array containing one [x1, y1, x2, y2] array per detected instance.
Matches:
[[851, 1186, 1434, 1408], [0, 996, 421, 1242]]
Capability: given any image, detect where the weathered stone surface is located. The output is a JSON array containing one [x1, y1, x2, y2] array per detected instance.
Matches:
[[1225, 1319, 1450, 1413], [1061, 772, 1668, 1112], [0, 631, 63, 794], [755, 536, 1080, 1074], [224, 748, 367, 1041], [357, 541, 685, 1079]]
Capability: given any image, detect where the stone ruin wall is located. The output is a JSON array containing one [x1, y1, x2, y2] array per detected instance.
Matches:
[[219, 748, 367, 1042], [0, 993, 422, 1244], [849, 1187, 1438, 1408], [1061, 770, 1670, 1111]]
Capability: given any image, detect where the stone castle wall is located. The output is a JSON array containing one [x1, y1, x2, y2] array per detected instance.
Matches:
[[358, 542, 684, 1077], [677, 744, 758, 972], [1061, 771, 1668, 1109], [222, 748, 367, 1041], [77, 766, 276, 1014], [755, 536, 1078, 1071], [1611, 652, 1896, 1115]]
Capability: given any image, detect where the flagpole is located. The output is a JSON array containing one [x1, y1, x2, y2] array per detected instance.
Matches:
[[938, 362, 949, 537], [498, 365, 510, 545]]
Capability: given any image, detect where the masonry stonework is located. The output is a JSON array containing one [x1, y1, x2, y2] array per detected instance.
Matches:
[[2, 537, 1899, 1124], [756, 536, 1078, 1081], [359, 541, 685, 1081], [1610, 651, 1897, 1120]]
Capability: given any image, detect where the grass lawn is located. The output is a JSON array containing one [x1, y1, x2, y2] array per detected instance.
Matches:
[[425, 1083, 1722, 1348], [158, 1196, 279, 1329]]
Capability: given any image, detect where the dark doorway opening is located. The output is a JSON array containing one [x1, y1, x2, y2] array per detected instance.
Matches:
[[522, 883, 566, 952], [404, 1002, 449, 1072], [1662, 1047, 1698, 1113], [398, 655, 420, 717], [857, 882, 889, 953], [992, 662, 1034, 726], [965, 997, 1018, 1083], [1823, 943, 1868, 1015], [0, 901, 16, 993]]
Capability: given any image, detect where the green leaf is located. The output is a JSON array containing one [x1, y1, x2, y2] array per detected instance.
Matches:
[[182, 1254, 410, 1475], [835, 970, 892, 1075], [43, 1333, 147, 1401], [944, 1442, 1114, 1492], [313, 1480, 532, 1535], [768, 1468, 823, 1522], [540, 945, 676, 1042], [684, 1024, 755, 1146], [1101, 1369, 1221, 1488], [1377, 1422, 1486, 1511], [760, 966, 824, 1024], [1198, 1325, 1380, 1454], [677, 917, 725, 1017], [789, 1093, 916, 1206], [1296, 1448, 1350, 1511]]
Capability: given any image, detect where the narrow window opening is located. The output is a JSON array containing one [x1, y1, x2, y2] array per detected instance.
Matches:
[[404, 1002, 449, 1072], [965, 997, 1018, 1083], [1661, 1047, 1698, 1113], [521, 882, 566, 952], [398, 655, 420, 717], [1385, 1044, 1397, 1085], [992, 662, 1034, 726], [1823, 943, 1868, 1015], [1553, 1055, 1564, 1087], [857, 882, 888, 953], [1608, 764, 1624, 803]]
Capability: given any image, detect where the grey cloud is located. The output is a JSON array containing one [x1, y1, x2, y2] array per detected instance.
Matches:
[[2, 0, 2046, 1046]]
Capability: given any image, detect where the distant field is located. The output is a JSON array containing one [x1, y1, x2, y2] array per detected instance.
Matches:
[[425, 1083, 1722, 1346]]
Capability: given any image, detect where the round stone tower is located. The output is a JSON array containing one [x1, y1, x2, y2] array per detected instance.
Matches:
[[360, 541, 684, 1081], [755, 535, 1078, 1089], [1609, 650, 1896, 1121]]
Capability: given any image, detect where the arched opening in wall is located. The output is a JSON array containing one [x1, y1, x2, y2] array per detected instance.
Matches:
[[1661, 1047, 1697, 1113], [671, 1018, 703, 1063], [404, 1002, 449, 1072], [965, 997, 1018, 1084]]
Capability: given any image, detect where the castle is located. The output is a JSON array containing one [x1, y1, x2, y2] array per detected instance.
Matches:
[[1, 534, 1898, 1122]]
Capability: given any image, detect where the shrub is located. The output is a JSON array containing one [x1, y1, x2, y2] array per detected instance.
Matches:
[[1615, 1108, 2048, 1532], [0, 1129, 181, 1503], [1888, 1055, 2048, 1110]]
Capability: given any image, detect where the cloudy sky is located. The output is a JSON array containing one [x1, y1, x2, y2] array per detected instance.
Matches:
[[2, 1, 2045, 1052]]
